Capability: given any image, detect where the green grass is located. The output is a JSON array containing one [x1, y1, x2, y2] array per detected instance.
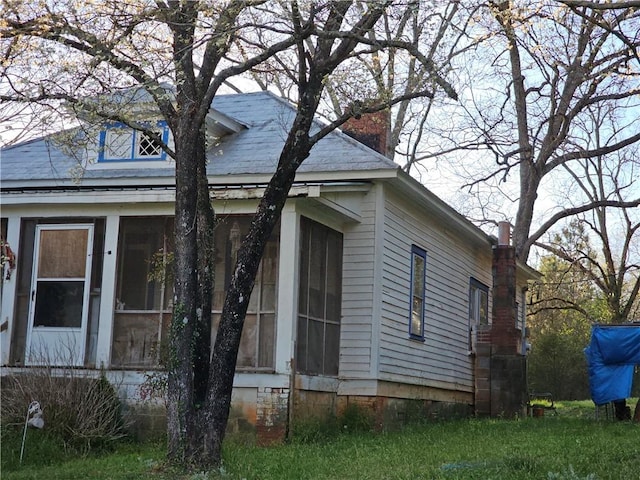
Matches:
[[2, 400, 639, 480]]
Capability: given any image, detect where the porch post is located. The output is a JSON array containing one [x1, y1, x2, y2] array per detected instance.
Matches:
[[274, 203, 299, 375], [95, 215, 120, 367], [1, 216, 21, 365]]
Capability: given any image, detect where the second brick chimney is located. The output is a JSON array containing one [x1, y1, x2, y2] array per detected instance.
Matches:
[[342, 110, 390, 157], [475, 221, 527, 418]]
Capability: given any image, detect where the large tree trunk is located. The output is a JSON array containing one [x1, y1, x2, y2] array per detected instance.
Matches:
[[513, 162, 541, 260], [188, 127, 216, 461], [167, 124, 199, 463]]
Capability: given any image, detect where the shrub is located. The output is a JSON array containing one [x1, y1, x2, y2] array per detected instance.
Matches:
[[1, 369, 128, 454]]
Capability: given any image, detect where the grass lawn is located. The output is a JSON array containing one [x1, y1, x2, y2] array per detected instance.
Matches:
[[2, 400, 638, 480]]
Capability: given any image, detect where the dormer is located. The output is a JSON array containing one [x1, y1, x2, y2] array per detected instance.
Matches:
[[98, 120, 172, 163]]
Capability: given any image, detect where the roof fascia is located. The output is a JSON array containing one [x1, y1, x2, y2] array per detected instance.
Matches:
[[205, 108, 246, 137], [386, 172, 540, 280], [389, 170, 492, 249]]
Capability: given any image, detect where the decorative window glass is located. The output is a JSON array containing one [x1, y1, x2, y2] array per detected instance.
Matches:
[[409, 245, 427, 339], [296, 217, 343, 376], [98, 121, 169, 162]]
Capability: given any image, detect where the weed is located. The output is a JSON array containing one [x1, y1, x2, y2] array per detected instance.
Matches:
[[547, 465, 597, 480], [1, 369, 128, 461], [339, 403, 374, 433]]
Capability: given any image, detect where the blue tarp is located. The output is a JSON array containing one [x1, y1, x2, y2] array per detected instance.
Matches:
[[585, 325, 640, 405]]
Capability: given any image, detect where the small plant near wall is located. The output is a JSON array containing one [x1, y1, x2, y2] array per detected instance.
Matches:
[[147, 248, 174, 285], [139, 370, 168, 405]]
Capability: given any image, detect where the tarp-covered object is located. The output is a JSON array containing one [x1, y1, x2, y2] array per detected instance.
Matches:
[[585, 325, 640, 405]]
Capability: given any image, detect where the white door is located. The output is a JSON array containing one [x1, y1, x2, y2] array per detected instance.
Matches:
[[26, 224, 94, 366]]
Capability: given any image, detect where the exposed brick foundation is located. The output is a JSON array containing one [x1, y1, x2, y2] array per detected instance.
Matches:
[[255, 387, 289, 445]]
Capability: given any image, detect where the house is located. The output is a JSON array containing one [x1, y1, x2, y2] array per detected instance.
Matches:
[[0, 91, 537, 441]]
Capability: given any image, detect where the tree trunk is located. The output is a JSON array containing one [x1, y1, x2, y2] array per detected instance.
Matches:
[[167, 123, 200, 465], [202, 96, 320, 465], [188, 127, 216, 460], [514, 161, 541, 260]]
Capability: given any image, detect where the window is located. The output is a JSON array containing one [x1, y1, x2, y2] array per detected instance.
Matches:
[[468, 278, 489, 351], [111, 217, 174, 367], [98, 121, 169, 162], [409, 245, 427, 339], [212, 216, 279, 369], [111, 215, 279, 369], [469, 278, 489, 327], [517, 289, 526, 330], [1, 218, 7, 303], [296, 217, 343, 376]]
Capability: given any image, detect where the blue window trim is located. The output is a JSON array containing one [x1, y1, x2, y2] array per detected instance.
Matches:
[[98, 120, 169, 162], [409, 244, 427, 341]]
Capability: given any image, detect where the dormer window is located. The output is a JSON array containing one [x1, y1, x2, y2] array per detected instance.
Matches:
[[98, 121, 170, 162]]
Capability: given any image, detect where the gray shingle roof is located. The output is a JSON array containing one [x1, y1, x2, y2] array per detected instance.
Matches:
[[1, 91, 398, 187]]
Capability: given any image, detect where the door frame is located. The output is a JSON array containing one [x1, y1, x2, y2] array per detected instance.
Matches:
[[25, 223, 94, 366]]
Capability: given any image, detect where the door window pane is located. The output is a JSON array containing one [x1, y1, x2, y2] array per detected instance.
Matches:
[[33, 281, 84, 327], [38, 229, 88, 278]]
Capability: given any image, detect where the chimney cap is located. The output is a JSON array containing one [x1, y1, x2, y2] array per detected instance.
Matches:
[[498, 221, 511, 246]]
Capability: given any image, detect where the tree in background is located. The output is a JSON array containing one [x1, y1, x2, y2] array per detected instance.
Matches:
[[536, 149, 640, 324], [273, 1, 640, 266], [528, 183, 639, 398], [388, 1, 640, 261], [245, 0, 464, 160], [527, 227, 606, 399], [1, 0, 456, 470]]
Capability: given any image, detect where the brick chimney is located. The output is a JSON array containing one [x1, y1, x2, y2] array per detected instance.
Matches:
[[342, 110, 390, 157], [491, 221, 519, 355], [475, 221, 527, 418]]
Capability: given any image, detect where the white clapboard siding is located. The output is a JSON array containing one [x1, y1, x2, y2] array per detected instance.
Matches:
[[377, 187, 493, 391], [339, 187, 378, 378]]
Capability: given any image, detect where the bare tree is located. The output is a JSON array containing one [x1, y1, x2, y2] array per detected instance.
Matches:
[[1, 0, 456, 470], [490, 1, 640, 259], [560, 1, 640, 10], [534, 141, 640, 324], [248, 1, 476, 162], [394, 1, 640, 260]]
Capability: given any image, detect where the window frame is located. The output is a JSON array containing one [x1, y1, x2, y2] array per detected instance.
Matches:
[[98, 121, 169, 163], [409, 244, 427, 341], [469, 277, 489, 326], [517, 289, 526, 330], [296, 216, 343, 376]]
